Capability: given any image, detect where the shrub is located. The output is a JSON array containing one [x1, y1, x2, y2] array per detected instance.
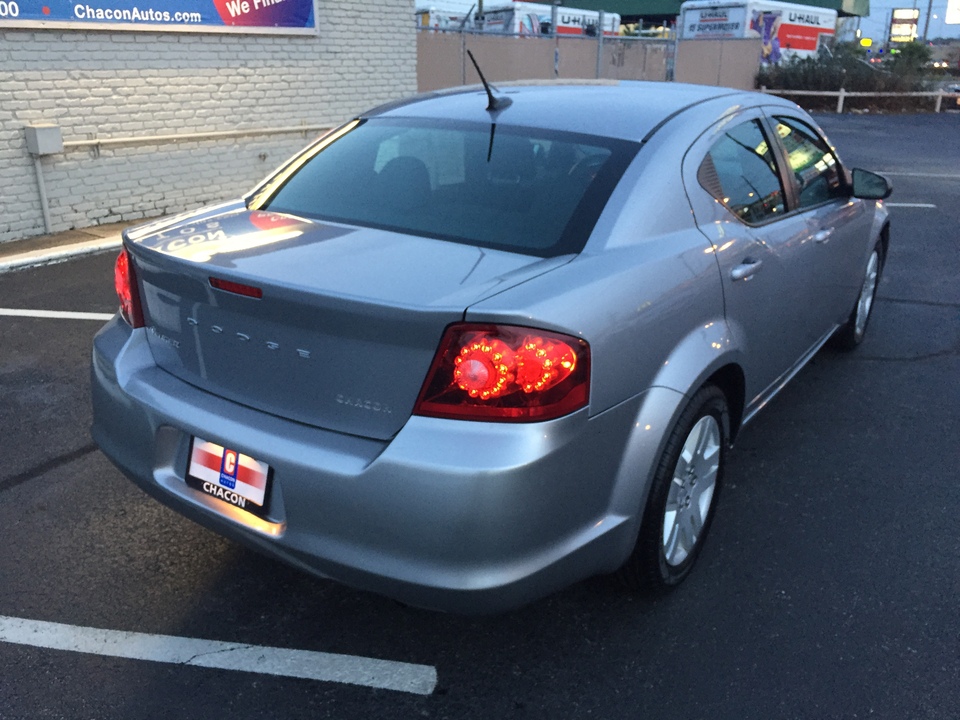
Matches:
[[756, 42, 931, 93], [756, 42, 940, 112]]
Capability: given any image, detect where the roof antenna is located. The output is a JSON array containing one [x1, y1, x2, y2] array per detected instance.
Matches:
[[466, 50, 512, 113]]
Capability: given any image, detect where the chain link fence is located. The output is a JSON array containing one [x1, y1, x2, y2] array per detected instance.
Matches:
[[417, 28, 675, 93]]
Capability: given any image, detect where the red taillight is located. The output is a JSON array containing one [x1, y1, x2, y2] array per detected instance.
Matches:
[[414, 324, 590, 422], [454, 336, 515, 400], [114, 249, 144, 328]]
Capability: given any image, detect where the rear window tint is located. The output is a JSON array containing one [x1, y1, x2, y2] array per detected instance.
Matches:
[[257, 118, 639, 258], [698, 119, 785, 225]]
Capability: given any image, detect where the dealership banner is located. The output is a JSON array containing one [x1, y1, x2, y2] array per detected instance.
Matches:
[[0, 0, 316, 33]]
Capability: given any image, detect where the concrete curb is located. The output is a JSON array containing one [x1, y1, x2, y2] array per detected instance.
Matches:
[[0, 235, 122, 274]]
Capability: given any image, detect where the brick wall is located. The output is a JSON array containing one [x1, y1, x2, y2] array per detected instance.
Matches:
[[0, 0, 417, 244]]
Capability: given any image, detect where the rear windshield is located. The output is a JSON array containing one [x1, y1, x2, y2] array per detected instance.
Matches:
[[256, 118, 639, 258]]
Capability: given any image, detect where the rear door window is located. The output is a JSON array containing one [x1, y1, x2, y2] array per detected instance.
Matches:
[[697, 119, 786, 225]]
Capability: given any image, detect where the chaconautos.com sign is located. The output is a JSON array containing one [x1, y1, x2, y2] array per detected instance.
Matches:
[[0, 0, 316, 33]]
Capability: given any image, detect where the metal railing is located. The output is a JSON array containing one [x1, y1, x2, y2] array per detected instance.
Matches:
[[760, 87, 960, 113], [61, 125, 330, 156]]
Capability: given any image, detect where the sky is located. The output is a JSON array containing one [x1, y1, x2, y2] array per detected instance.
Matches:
[[837, 0, 958, 41]]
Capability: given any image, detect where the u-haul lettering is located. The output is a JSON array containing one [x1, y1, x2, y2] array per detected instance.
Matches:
[[680, 0, 837, 63]]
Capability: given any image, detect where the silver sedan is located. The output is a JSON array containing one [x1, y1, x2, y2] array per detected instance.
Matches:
[[92, 80, 891, 613]]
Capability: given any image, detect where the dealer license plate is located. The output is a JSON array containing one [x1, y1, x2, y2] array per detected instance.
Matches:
[[186, 437, 271, 518]]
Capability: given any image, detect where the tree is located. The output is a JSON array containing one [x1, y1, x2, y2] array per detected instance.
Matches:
[[889, 42, 932, 77]]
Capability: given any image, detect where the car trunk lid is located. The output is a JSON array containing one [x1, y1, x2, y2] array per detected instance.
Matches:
[[129, 207, 570, 440]]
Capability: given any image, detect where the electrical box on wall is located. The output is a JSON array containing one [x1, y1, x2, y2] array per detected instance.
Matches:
[[24, 124, 64, 156]]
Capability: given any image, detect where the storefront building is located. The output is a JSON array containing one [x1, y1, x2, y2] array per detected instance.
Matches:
[[1, 0, 416, 243]]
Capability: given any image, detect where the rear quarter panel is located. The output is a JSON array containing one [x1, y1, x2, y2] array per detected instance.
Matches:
[[465, 128, 732, 417]]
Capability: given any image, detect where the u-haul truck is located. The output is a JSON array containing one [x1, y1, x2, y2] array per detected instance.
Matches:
[[679, 0, 837, 63], [416, 2, 477, 30], [480, 2, 621, 36]]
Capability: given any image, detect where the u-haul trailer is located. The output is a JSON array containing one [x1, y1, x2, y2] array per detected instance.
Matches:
[[679, 0, 837, 63], [416, 2, 477, 30], [480, 2, 621, 36]]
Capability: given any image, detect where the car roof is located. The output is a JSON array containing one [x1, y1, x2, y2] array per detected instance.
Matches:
[[363, 81, 794, 142]]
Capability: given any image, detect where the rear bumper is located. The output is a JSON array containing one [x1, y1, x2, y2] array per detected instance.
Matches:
[[92, 317, 682, 613]]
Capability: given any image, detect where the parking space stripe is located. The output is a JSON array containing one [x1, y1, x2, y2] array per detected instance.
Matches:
[[0, 615, 438, 696], [885, 203, 938, 209], [0, 443, 99, 494], [0, 308, 115, 321], [880, 172, 960, 179]]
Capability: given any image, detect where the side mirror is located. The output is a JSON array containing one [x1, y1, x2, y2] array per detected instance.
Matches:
[[851, 169, 892, 200]]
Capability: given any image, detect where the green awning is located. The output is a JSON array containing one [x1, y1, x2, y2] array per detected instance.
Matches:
[[569, 0, 869, 19], [568, 0, 684, 17], [790, 0, 870, 16]]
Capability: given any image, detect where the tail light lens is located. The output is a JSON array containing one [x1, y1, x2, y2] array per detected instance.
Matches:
[[414, 324, 590, 422], [114, 248, 144, 328]]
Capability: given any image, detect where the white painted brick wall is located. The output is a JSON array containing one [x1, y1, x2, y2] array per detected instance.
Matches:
[[0, 0, 417, 244]]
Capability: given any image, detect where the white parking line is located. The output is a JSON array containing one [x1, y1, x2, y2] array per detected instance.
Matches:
[[0, 615, 438, 696], [885, 203, 938, 209], [0, 308, 115, 321], [881, 172, 960, 179]]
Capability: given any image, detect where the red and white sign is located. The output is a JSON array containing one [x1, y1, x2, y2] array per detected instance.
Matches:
[[189, 438, 269, 508], [777, 17, 833, 52]]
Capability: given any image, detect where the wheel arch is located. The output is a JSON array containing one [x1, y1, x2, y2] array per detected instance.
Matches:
[[602, 358, 746, 571], [643, 317, 748, 445], [879, 221, 891, 268], [614, 381, 733, 590], [704, 363, 746, 444]]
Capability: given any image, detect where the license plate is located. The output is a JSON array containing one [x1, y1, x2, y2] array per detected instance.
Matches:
[[186, 437, 271, 518]]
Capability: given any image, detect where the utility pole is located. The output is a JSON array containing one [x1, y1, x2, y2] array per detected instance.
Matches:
[[921, 0, 933, 41]]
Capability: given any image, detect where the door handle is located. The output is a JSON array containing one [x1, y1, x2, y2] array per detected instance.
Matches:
[[814, 228, 834, 244], [730, 259, 763, 281]]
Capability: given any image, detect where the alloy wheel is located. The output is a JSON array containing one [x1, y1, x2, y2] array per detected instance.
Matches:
[[855, 250, 880, 340], [662, 415, 721, 567]]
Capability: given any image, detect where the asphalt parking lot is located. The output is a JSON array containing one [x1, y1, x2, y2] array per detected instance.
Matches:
[[1, 113, 958, 719]]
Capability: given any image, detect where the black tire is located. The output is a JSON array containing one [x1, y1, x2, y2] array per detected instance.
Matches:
[[831, 242, 883, 351], [618, 384, 729, 592]]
